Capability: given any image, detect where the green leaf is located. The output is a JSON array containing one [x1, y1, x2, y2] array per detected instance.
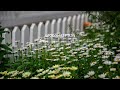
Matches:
[[0, 44, 12, 51], [17, 65, 24, 70], [0, 50, 7, 60], [0, 31, 7, 34], [0, 37, 4, 43], [0, 27, 5, 30]]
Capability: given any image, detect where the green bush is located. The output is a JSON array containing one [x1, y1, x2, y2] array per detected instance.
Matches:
[[87, 11, 120, 52]]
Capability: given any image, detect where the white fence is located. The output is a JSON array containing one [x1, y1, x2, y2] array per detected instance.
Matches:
[[2, 13, 89, 49]]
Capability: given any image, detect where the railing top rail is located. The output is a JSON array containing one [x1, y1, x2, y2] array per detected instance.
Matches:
[[0, 11, 84, 28]]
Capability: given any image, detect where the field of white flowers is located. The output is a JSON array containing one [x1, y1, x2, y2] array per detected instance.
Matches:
[[0, 21, 120, 79]]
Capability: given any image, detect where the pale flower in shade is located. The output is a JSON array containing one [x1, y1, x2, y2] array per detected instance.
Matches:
[[65, 47, 71, 50], [90, 61, 97, 66], [67, 61, 73, 64], [0, 76, 4, 79], [42, 69, 49, 74], [68, 54, 75, 57], [86, 55, 90, 57], [30, 77, 39, 79], [79, 32, 85, 36], [34, 38, 39, 42], [87, 71, 95, 76], [93, 43, 101, 48], [18, 71, 24, 74], [65, 76, 73, 79], [61, 59, 67, 61], [112, 62, 118, 64], [114, 54, 120, 62], [93, 55, 97, 57], [48, 70, 54, 74], [98, 66, 103, 69], [51, 52, 58, 55], [22, 72, 31, 78], [62, 71, 71, 77], [84, 75, 90, 79], [53, 59, 59, 61], [48, 69, 60, 75], [36, 73, 43, 77], [0, 71, 8, 76], [110, 68, 116, 71], [106, 30, 109, 32], [102, 55, 109, 59], [112, 47, 117, 49], [54, 74, 63, 79], [7, 78, 14, 79], [54, 44, 60, 48], [48, 75, 56, 79], [103, 78, 109, 79], [52, 65, 60, 69], [41, 76, 46, 79], [104, 51, 112, 56], [116, 50, 120, 53], [112, 76, 120, 79], [46, 59, 52, 61], [98, 73, 106, 79], [60, 52, 64, 55], [75, 43, 80, 47], [48, 48, 56, 52], [61, 56, 67, 59], [70, 66, 78, 71], [82, 52, 89, 56], [72, 52, 78, 55], [62, 67, 71, 70], [103, 60, 112, 65], [36, 69, 44, 73], [65, 43, 71, 46], [103, 48, 107, 51], [73, 59, 78, 61], [8, 70, 18, 75], [52, 55, 60, 57], [11, 71, 19, 77], [15, 77, 22, 79]]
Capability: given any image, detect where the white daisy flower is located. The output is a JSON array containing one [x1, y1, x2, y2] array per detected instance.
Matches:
[[112, 47, 117, 49], [84, 75, 90, 79], [30, 77, 39, 79], [22, 72, 31, 78], [98, 73, 106, 79], [36, 69, 44, 73], [90, 61, 97, 66], [103, 61, 112, 65], [110, 68, 116, 71], [98, 66, 103, 69], [62, 71, 71, 77], [87, 71, 95, 76]]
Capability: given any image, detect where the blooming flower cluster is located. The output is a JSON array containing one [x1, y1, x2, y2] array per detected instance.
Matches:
[[1, 21, 120, 79]]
